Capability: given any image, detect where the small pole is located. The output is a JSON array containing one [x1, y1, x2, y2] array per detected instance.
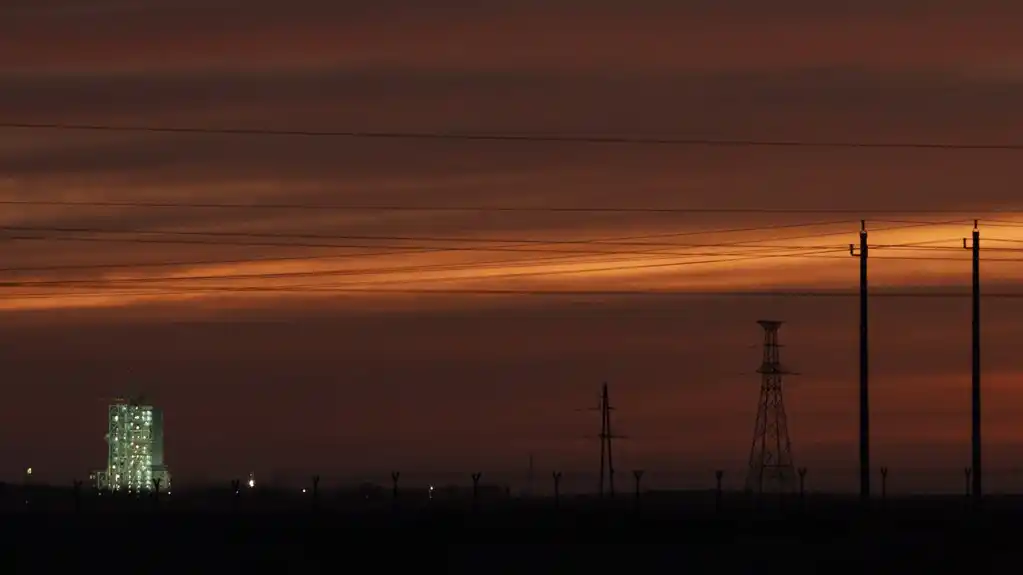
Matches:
[[880, 467, 888, 504], [797, 467, 807, 505], [471, 472, 482, 510], [391, 471, 400, 501], [715, 470, 724, 512], [850, 221, 870, 503], [633, 470, 644, 509], [23, 468, 32, 510], [964, 467, 972, 499], [311, 475, 320, 510], [964, 222, 982, 503], [528, 453, 534, 497], [152, 477, 162, 508], [73, 479, 83, 512], [553, 471, 562, 508]]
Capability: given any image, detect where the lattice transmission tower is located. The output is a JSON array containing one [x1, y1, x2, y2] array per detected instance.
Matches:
[[745, 320, 797, 494], [580, 382, 625, 497]]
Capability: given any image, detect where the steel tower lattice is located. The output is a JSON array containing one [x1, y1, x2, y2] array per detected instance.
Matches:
[[745, 320, 797, 494]]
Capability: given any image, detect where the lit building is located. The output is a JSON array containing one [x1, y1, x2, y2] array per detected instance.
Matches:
[[95, 398, 171, 492]]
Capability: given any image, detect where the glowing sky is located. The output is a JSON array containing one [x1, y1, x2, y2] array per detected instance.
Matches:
[[3, 0, 1023, 492]]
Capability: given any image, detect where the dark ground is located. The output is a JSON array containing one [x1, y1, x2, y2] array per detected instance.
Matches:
[[2, 485, 1020, 572]]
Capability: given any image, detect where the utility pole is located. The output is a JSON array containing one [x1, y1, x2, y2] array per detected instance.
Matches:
[[527, 453, 534, 497], [849, 220, 870, 501], [602, 383, 616, 497], [964, 220, 981, 500], [585, 382, 624, 497]]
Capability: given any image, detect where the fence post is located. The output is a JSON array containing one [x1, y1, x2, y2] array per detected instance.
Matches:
[[73, 479, 83, 512], [633, 470, 644, 510], [471, 472, 483, 511], [152, 478, 162, 508], [797, 467, 807, 509], [715, 470, 724, 512]]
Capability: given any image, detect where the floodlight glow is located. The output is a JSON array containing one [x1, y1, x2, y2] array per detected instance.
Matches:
[[100, 401, 170, 493]]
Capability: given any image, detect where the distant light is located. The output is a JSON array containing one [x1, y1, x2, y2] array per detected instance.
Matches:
[[248, 479, 255, 488], [25, 467, 32, 475], [302, 488, 307, 493]]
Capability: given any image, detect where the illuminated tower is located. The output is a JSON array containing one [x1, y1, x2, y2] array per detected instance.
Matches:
[[101, 397, 170, 492], [745, 320, 797, 494]]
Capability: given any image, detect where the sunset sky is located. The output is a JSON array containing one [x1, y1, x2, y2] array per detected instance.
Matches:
[[3, 0, 1023, 493]]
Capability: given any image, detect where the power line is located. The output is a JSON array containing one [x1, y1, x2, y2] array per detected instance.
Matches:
[[11, 286, 1023, 300], [0, 224, 861, 252], [0, 241, 1007, 291], [0, 198, 1020, 215], [0, 249, 831, 287], [0, 219, 854, 274], [0, 223, 967, 287], [4, 121, 1023, 151], [0, 246, 850, 288], [977, 220, 1023, 227], [0, 231, 853, 256], [0, 218, 963, 250], [0, 219, 947, 260], [0, 222, 982, 293], [0, 220, 1002, 297]]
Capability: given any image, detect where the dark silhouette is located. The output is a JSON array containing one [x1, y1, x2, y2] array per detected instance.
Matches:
[[10, 218, 1004, 569], [8, 478, 1023, 571], [152, 477, 162, 507], [632, 469, 644, 507], [746, 320, 796, 494], [592, 382, 623, 498], [798, 467, 807, 500], [230, 478, 241, 513], [849, 220, 870, 502], [73, 479, 82, 512], [964, 221, 982, 500], [715, 470, 724, 511], [527, 453, 534, 496], [471, 472, 482, 510]]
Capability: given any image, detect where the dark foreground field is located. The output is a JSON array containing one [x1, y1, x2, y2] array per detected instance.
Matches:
[[2, 486, 1022, 571]]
